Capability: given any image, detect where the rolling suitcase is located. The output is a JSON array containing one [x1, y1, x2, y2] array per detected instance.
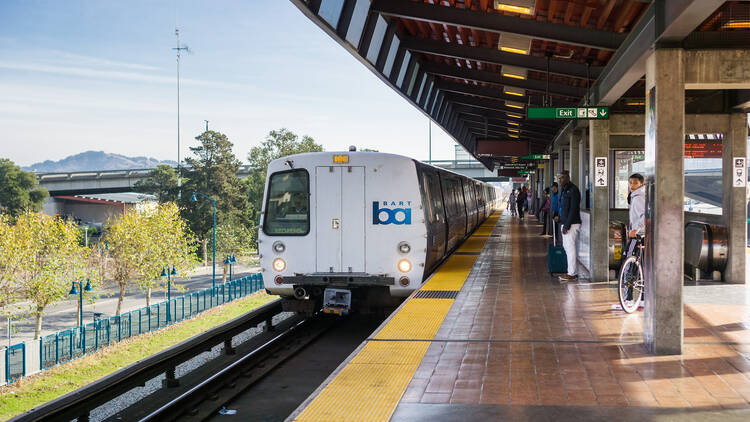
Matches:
[[547, 244, 567, 274]]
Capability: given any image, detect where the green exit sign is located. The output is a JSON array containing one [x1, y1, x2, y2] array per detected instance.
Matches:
[[521, 154, 550, 160], [518, 170, 533, 175], [527, 107, 609, 120]]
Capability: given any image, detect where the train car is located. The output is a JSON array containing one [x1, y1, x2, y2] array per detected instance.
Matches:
[[258, 149, 502, 314]]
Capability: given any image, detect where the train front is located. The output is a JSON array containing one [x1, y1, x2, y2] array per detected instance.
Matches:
[[259, 151, 427, 315]]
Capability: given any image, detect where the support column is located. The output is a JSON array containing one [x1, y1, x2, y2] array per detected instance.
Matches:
[[644, 49, 685, 355], [569, 132, 580, 186], [578, 131, 588, 208], [589, 119, 610, 282], [723, 113, 748, 283]]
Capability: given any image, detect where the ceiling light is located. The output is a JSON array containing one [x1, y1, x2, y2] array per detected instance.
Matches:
[[508, 121, 520, 126], [506, 112, 523, 119], [494, 0, 535, 15], [505, 100, 525, 109], [508, 128, 520, 133], [502, 65, 527, 80], [626, 101, 645, 106], [498, 33, 532, 55], [504, 87, 525, 97], [509, 134, 519, 138], [723, 20, 750, 29]]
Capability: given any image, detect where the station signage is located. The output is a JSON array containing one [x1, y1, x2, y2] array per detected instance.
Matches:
[[498, 163, 534, 170], [521, 154, 550, 160], [518, 170, 533, 175], [527, 107, 609, 120], [685, 141, 722, 158]]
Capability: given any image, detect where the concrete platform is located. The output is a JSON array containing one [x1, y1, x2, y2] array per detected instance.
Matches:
[[290, 212, 750, 421]]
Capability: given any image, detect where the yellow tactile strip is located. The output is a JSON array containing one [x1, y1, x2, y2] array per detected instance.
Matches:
[[419, 254, 479, 291], [295, 211, 501, 422], [456, 236, 489, 253], [374, 298, 455, 340], [295, 342, 429, 422]]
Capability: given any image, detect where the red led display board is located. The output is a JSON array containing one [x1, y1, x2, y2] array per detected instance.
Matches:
[[684, 141, 722, 158]]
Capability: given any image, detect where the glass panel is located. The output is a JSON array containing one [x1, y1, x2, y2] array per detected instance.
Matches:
[[396, 51, 411, 87], [263, 170, 310, 235], [383, 37, 400, 77], [684, 157, 722, 215], [416, 74, 427, 103], [366, 16, 388, 64], [614, 151, 645, 209], [407, 63, 420, 94], [319, 0, 345, 28], [345, 0, 370, 47]]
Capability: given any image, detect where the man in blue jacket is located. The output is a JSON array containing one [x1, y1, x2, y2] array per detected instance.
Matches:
[[558, 171, 582, 282]]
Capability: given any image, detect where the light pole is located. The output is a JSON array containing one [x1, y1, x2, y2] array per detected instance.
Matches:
[[190, 192, 216, 302], [224, 254, 237, 282], [173, 28, 190, 198], [69, 279, 92, 344], [161, 265, 177, 322]]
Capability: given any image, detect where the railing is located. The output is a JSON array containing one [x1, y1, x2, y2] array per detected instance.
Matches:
[[35, 165, 254, 181], [2, 273, 264, 385]]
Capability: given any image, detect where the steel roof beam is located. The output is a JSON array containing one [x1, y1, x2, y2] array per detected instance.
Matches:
[[402, 37, 602, 80], [452, 105, 561, 133], [422, 62, 587, 99], [590, 0, 725, 105], [371, 0, 624, 51], [436, 80, 578, 107], [460, 115, 556, 139]]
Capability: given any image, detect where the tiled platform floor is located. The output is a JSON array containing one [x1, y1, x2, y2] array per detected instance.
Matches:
[[392, 213, 750, 419]]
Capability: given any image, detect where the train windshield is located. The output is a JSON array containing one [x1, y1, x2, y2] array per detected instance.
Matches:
[[263, 169, 310, 235]]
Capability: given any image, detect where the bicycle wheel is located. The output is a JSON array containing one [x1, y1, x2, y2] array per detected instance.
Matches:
[[618, 256, 644, 314]]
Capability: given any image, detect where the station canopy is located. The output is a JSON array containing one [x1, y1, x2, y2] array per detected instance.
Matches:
[[292, 0, 749, 168]]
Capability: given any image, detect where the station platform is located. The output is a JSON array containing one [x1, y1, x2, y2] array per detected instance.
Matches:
[[289, 212, 750, 422]]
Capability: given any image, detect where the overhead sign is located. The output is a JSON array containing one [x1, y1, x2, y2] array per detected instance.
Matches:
[[518, 170, 533, 175], [527, 107, 609, 120], [685, 141, 722, 158], [498, 163, 534, 170], [511, 177, 527, 182], [594, 157, 607, 187], [521, 154, 550, 160], [733, 157, 746, 187]]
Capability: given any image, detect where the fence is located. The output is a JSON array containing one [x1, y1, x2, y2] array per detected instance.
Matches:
[[2, 273, 264, 385]]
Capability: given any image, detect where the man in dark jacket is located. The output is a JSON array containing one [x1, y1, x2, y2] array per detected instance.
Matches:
[[557, 170, 582, 282]]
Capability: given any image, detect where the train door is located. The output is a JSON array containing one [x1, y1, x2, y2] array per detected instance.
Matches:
[[315, 166, 365, 273]]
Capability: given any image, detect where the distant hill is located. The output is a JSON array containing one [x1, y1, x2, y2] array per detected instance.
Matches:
[[24, 151, 178, 173]]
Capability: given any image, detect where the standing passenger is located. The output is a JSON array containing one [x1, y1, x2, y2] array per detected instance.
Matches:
[[558, 171, 582, 282], [508, 190, 517, 216], [550, 182, 561, 246], [540, 187, 551, 236], [516, 186, 526, 220]]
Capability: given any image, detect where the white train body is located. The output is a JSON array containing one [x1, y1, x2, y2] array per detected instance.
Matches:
[[258, 151, 501, 312]]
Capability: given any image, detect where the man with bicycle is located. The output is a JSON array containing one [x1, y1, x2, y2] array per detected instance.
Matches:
[[617, 173, 646, 313], [627, 173, 646, 255]]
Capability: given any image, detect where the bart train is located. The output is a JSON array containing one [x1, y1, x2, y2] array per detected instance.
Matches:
[[259, 150, 502, 314]]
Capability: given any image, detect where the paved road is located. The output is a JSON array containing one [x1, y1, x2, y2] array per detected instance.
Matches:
[[5, 263, 261, 345]]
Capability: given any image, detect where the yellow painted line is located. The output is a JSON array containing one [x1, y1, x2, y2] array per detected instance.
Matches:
[[374, 298, 454, 340], [419, 254, 478, 291], [295, 212, 503, 422]]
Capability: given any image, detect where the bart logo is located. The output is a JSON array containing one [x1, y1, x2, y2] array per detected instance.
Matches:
[[372, 201, 412, 225]]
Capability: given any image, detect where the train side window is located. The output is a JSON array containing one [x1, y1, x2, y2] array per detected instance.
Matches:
[[429, 173, 445, 220], [422, 173, 436, 223], [263, 169, 310, 236]]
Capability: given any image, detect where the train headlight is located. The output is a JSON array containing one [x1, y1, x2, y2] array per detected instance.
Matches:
[[273, 241, 286, 253], [398, 242, 411, 254], [398, 259, 412, 273], [272, 258, 286, 272]]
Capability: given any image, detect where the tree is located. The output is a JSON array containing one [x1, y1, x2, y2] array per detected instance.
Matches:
[[134, 164, 180, 203], [246, 128, 323, 219], [10, 212, 98, 339], [0, 158, 49, 218], [103, 203, 198, 313], [214, 223, 254, 282], [182, 130, 252, 265], [0, 215, 19, 314]]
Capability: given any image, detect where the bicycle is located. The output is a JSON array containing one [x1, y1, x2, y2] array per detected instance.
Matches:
[[618, 235, 644, 313]]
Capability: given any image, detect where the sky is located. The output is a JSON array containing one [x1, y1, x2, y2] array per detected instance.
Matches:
[[0, 0, 461, 167]]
